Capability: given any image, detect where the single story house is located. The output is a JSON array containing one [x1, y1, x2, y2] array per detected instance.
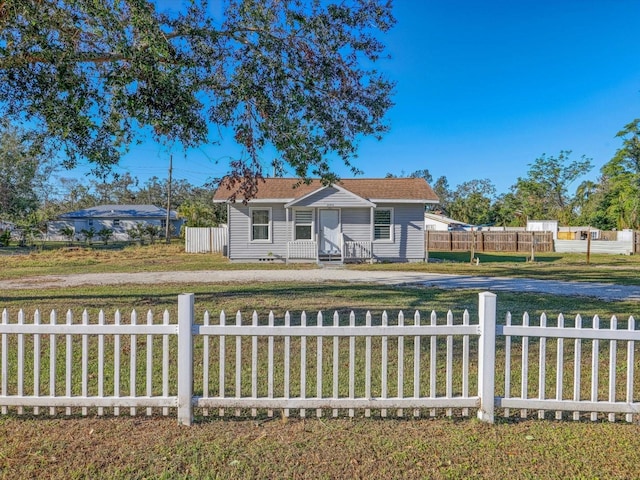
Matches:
[[49, 204, 182, 241], [213, 178, 439, 263], [424, 212, 472, 231]]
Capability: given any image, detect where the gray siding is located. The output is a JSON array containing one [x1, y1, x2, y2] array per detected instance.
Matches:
[[228, 203, 289, 260], [293, 187, 371, 208], [341, 208, 371, 242], [372, 204, 425, 262], [227, 202, 425, 262]]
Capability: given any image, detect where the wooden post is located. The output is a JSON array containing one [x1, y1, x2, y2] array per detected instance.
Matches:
[[530, 232, 535, 262], [586, 227, 592, 264], [425, 230, 429, 262], [477, 292, 496, 423], [470, 229, 476, 264]]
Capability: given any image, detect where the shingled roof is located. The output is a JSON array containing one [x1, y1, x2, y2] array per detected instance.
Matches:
[[213, 178, 439, 203]]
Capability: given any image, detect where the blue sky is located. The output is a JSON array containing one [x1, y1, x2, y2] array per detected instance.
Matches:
[[64, 0, 640, 196]]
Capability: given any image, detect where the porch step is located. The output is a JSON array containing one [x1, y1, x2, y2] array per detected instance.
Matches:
[[319, 261, 344, 268], [317, 253, 344, 267]]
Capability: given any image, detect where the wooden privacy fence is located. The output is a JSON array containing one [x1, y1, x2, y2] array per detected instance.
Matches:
[[184, 226, 227, 253], [426, 231, 554, 253], [3, 293, 640, 425]]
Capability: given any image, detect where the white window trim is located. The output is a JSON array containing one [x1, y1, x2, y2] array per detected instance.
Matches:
[[373, 207, 394, 242], [249, 207, 272, 243], [292, 209, 314, 241]]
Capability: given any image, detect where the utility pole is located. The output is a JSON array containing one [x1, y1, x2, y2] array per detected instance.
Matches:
[[165, 154, 173, 243]]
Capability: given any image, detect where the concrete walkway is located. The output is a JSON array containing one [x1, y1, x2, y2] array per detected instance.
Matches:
[[3, 269, 640, 301]]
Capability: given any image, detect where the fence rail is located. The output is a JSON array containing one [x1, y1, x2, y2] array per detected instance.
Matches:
[[2, 293, 640, 425]]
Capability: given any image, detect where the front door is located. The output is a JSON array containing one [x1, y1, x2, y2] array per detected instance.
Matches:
[[319, 209, 340, 254]]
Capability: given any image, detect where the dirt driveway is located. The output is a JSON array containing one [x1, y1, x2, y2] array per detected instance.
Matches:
[[3, 269, 640, 301]]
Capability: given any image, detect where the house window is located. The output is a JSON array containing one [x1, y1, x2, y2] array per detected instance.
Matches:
[[88, 219, 94, 227], [374, 208, 393, 240], [294, 210, 313, 240], [161, 219, 167, 229], [113, 219, 121, 227], [250, 208, 271, 241]]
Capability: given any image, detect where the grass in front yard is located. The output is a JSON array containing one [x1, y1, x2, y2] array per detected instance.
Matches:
[[351, 251, 640, 285], [3, 282, 639, 321], [0, 243, 314, 281], [2, 416, 640, 479]]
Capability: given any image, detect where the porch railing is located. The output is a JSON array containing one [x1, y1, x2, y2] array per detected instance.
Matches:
[[343, 240, 372, 262], [287, 240, 318, 261]]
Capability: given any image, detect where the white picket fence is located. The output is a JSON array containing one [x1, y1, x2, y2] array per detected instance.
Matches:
[[2, 293, 640, 425], [184, 226, 227, 253]]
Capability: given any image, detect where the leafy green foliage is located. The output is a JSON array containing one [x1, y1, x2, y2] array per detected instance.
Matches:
[[80, 227, 96, 245], [0, 229, 10, 246], [0, 122, 52, 222], [97, 227, 113, 245], [58, 225, 75, 245], [126, 222, 147, 244], [1, 0, 396, 198], [447, 178, 496, 225], [511, 151, 592, 225], [592, 120, 640, 229]]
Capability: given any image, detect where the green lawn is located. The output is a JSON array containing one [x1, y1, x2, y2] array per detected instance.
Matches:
[[3, 243, 640, 285], [353, 250, 640, 285]]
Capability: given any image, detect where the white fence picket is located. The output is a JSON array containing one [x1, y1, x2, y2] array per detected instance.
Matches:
[[33, 310, 41, 416], [251, 311, 258, 417], [381, 311, 388, 418], [316, 311, 323, 418], [573, 314, 582, 421], [626, 316, 635, 423], [503, 312, 512, 418], [82, 310, 89, 416], [98, 310, 105, 416], [202, 311, 210, 417], [538, 312, 547, 420], [349, 311, 357, 418], [17, 310, 24, 416], [429, 310, 437, 418], [413, 310, 420, 418], [462, 310, 470, 417], [269, 311, 275, 418], [49, 310, 56, 416], [1, 309, 6, 415], [609, 316, 617, 423], [218, 311, 226, 417], [130, 310, 137, 417], [114, 310, 121, 416], [591, 315, 600, 422], [555, 314, 564, 420], [300, 312, 307, 418], [65, 310, 72, 416]]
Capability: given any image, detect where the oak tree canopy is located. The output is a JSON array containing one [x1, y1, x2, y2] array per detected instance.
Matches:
[[0, 0, 395, 199]]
